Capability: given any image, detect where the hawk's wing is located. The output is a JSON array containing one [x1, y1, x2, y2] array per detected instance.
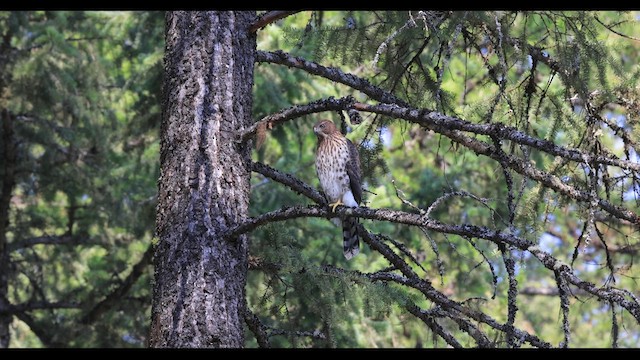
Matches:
[[346, 139, 362, 204]]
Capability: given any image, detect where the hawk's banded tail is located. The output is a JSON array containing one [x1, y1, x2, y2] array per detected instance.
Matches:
[[342, 216, 360, 260]]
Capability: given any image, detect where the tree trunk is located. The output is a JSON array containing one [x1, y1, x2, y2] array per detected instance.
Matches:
[[0, 110, 16, 348], [149, 11, 256, 348]]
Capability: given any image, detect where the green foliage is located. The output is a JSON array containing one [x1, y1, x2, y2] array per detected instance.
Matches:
[[248, 11, 640, 348], [2, 11, 163, 347], [3, 10, 639, 348]]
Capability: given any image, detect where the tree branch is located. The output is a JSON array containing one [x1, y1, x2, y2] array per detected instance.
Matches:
[[258, 49, 638, 174], [80, 244, 153, 324], [319, 264, 464, 348], [359, 229, 545, 348], [14, 312, 65, 348], [245, 155, 640, 324], [352, 102, 639, 225], [8, 234, 91, 251], [0, 300, 80, 315], [252, 162, 326, 205], [243, 306, 271, 348], [257, 50, 639, 225], [225, 204, 640, 323], [256, 50, 410, 107], [404, 304, 463, 348], [267, 327, 326, 340], [253, 38, 640, 346], [238, 96, 355, 142], [250, 11, 300, 33], [352, 102, 640, 173]]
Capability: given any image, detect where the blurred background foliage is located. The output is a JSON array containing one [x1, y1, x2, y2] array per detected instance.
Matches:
[[1, 11, 639, 347]]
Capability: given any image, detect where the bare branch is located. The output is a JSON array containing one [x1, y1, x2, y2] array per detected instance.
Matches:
[[359, 230, 547, 348], [250, 11, 300, 33], [417, 227, 445, 284], [243, 155, 640, 323], [354, 102, 640, 225], [267, 327, 326, 340], [239, 96, 355, 142], [594, 15, 640, 42], [251, 162, 326, 205], [500, 247, 519, 348], [243, 306, 271, 348], [257, 50, 640, 225], [426, 191, 488, 219], [258, 50, 638, 174], [554, 270, 571, 348], [520, 286, 596, 297], [320, 264, 485, 347], [610, 301, 619, 348]]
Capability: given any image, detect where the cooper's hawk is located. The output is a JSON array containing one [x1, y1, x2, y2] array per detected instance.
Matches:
[[313, 119, 362, 260]]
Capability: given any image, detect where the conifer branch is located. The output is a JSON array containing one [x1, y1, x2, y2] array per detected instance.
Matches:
[[257, 51, 640, 225], [244, 157, 640, 324], [353, 102, 640, 225], [258, 48, 602, 170], [554, 270, 571, 348], [352, 102, 640, 174], [404, 304, 463, 348], [80, 245, 153, 324], [610, 301, 619, 348], [256, 50, 410, 107], [225, 204, 640, 324], [500, 245, 519, 348]]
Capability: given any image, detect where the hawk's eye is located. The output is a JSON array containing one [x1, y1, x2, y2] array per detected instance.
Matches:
[[319, 123, 325, 128]]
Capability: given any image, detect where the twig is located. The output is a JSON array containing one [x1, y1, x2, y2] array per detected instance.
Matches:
[[610, 301, 619, 348], [256, 50, 410, 107], [594, 15, 640, 42], [500, 245, 519, 348], [554, 269, 571, 348], [404, 304, 463, 348]]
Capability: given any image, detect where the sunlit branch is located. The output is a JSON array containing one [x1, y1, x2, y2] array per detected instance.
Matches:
[[250, 11, 300, 33], [238, 96, 355, 142]]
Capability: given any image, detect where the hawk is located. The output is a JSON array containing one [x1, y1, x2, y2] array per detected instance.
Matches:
[[313, 119, 362, 260]]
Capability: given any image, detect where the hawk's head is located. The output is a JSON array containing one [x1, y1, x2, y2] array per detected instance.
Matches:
[[313, 119, 338, 139]]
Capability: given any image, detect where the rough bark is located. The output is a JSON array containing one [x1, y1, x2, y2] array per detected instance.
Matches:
[[149, 11, 256, 348], [0, 109, 16, 348]]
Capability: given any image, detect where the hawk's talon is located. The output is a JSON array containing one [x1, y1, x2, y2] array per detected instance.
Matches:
[[329, 200, 344, 212]]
